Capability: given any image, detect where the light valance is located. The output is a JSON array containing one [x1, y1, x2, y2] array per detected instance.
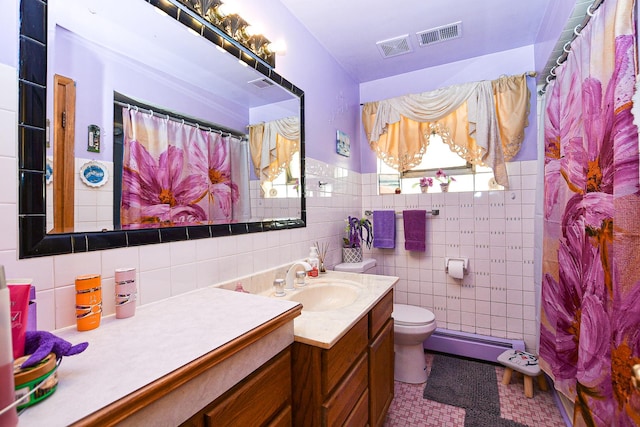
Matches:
[[248, 116, 300, 183], [362, 73, 531, 188]]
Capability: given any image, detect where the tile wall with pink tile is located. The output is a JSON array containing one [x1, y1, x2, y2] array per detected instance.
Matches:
[[361, 161, 538, 350]]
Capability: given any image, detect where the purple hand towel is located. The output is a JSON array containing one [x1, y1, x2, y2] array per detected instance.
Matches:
[[403, 210, 427, 252], [373, 210, 395, 248]]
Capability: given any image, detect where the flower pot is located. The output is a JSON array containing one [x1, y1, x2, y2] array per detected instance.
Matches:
[[342, 247, 363, 263], [440, 183, 449, 193], [420, 186, 429, 193]]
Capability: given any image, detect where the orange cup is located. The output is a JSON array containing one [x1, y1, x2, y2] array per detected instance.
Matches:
[[75, 274, 102, 331]]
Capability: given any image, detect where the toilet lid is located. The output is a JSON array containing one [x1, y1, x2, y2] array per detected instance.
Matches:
[[334, 258, 376, 273], [393, 304, 435, 326]]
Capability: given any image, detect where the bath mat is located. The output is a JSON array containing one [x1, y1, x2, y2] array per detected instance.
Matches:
[[423, 353, 527, 427]]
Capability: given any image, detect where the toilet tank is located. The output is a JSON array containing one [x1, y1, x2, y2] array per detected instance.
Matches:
[[334, 258, 377, 274]]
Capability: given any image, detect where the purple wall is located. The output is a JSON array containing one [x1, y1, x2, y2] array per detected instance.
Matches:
[[534, 0, 575, 74], [236, 0, 362, 172], [358, 46, 538, 174]]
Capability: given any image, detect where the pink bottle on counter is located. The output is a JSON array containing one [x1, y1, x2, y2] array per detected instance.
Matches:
[[0, 266, 19, 426], [115, 268, 137, 319]]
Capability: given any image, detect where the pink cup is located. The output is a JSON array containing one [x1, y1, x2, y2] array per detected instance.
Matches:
[[115, 268, 137, 319]]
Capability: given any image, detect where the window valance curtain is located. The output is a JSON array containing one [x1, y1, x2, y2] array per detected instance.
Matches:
[[248, 116, 300, 183], [362, 73, 530, 188]]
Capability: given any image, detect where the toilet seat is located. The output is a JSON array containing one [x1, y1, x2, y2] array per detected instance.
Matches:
[[393, 304, 435, 327]]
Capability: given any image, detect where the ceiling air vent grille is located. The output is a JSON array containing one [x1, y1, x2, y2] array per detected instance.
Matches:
[[248, 77, 275, 89], [417, 21, 462, 47], [376, 35, 413, 58]]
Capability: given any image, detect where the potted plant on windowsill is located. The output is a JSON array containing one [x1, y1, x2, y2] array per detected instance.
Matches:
[[413, 177, 433, 193], [342, 216, 373, 263], [435, 169, 456, 192]]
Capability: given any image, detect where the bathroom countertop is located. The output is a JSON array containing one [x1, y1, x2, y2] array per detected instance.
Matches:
[[264, 271, 398, 349], [17, 287, 301, 427]]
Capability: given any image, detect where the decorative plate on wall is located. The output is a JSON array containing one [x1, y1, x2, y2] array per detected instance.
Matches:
[[46, 157, 53, 185], [79, 160, 109, 188]]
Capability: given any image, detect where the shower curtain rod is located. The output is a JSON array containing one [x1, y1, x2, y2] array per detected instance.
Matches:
[[538, 0, 605, 95], [114, 100, 247, 140]]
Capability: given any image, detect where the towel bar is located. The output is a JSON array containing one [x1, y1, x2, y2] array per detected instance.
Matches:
[[364, 209, 439, 216]]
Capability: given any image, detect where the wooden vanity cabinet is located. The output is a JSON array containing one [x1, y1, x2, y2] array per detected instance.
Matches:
[[368, 290, 394, 427], [291, 289, 394, 426], [182, 348, 292, 427]]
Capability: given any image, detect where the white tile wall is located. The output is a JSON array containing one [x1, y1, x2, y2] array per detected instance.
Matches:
[[363, 160, 538, 350]]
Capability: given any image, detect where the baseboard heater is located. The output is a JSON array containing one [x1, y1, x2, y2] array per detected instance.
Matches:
[[423, 328, 526, 363]]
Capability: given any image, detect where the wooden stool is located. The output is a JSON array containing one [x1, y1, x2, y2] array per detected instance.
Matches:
[[497, 349, 548, 398]]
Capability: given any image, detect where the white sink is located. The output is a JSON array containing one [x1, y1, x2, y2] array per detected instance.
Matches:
[[282, 280, 361, 312]]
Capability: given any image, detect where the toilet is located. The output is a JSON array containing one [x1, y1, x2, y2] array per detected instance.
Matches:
[[392, 303, 436, 383], [334, 258, 437, 384]]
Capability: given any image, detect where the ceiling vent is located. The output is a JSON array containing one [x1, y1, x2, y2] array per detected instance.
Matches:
[[416, 21, 462, 47], [248, 77, 275, 89], [376, 35, 413, 59]]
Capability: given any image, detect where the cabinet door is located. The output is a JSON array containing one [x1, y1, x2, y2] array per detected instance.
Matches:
[[205, 349, 291, 427], [368, 319, 394, 427], [322, 353, 368, 427]]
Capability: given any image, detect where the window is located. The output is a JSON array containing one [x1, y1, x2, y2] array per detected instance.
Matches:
[[377, 133, 502, 194], [262, 151, 301, 198]]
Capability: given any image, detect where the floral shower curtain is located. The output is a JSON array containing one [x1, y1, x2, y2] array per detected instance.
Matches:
[[121, 108, 250, 228], [540, 0, 640, 425]]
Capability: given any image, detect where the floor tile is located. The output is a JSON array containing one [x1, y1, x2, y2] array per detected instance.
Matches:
[[384, 352, 566, 427]]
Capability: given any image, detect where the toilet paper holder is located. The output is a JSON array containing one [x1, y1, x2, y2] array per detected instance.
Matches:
[[445, 257, 469, 275]]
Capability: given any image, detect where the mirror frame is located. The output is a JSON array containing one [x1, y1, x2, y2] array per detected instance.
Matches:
[[17, 0, 306, 259]]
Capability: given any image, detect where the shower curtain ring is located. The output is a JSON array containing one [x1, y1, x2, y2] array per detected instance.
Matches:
[[587, 3, 596, 16], [563, 41, 571, 53], [550, 66, 557, 77], [546, 75, 553, 84], [574, 24, 582, 36]]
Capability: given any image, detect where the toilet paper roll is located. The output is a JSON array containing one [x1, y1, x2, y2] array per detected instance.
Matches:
[[447, 260, 465, 280]]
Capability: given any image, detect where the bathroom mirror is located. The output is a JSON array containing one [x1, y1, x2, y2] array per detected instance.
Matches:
[[17, 0, 305, 258]]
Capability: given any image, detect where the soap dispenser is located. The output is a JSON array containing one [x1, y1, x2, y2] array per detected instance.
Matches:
[[308, 247, 319, 277]]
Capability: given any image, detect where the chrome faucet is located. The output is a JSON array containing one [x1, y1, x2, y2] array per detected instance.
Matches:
[[285, 261, 312, 290]]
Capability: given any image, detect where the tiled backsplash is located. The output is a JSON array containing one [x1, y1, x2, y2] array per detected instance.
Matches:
[[1, 61, 538, 350]]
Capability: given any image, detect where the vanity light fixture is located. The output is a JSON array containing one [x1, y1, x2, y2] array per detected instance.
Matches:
[[151, 0, 278, 67]]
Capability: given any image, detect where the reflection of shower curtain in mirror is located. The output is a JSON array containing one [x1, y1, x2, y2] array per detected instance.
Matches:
[[120, 108, 250, 228]]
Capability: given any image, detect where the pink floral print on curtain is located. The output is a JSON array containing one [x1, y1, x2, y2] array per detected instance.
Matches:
[[189, 132, 239, 222], [121, 108, 241, 228], [541, 0, 640, 425]]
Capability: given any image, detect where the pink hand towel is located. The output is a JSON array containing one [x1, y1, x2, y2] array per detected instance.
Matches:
[[403, 210, 426, 252], [373, 210, 395, 249]]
